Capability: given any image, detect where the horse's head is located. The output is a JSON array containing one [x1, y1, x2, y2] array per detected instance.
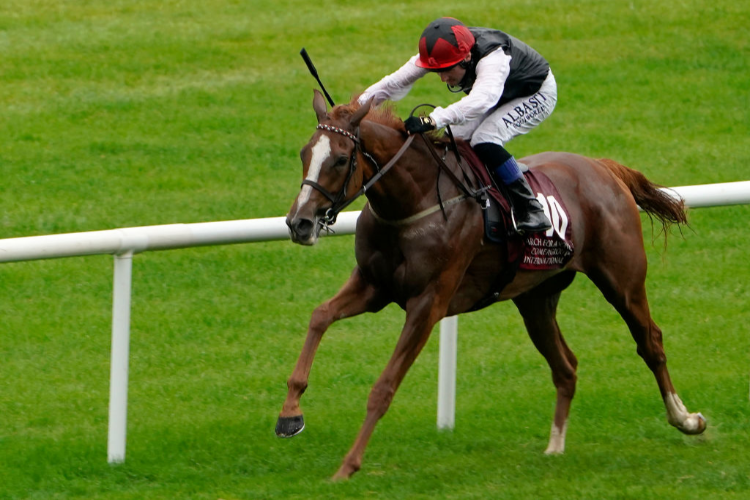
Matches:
[[286, 90, 373, 245]]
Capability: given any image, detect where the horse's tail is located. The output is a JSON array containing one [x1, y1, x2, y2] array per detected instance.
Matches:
[[598, 158, 688, 232]]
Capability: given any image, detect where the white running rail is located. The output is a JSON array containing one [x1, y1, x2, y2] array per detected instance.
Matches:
[[1, 181, 748, 463]]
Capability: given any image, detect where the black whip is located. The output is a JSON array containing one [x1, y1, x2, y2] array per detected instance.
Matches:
[[300, 48, 335, 107]]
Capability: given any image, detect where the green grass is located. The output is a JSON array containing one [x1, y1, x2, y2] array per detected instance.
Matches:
[[1, 0, 749, 498]]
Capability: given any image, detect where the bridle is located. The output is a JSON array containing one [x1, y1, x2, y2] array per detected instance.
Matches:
[[299, 124, 362, 226], [301, 123, 415, 228], [301, 115, 488, 230]]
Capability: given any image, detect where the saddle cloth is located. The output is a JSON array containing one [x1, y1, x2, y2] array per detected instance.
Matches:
[[456, 142, 574, 271]]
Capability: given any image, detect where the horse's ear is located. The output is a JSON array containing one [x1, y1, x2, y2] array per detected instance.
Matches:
[[313, 89, 328, 123], [351, 97, 374, 128]]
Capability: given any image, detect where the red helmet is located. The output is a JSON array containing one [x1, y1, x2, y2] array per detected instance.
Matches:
[[416, 18, 475, 70]]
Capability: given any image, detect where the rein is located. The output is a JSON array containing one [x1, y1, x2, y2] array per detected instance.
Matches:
[[418, 133, 489, 213]]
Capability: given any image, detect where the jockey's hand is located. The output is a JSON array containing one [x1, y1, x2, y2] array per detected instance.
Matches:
[[405, 115, 436, 134]]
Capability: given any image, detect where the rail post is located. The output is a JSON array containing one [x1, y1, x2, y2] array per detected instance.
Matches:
[[107, 251, 134, 463]]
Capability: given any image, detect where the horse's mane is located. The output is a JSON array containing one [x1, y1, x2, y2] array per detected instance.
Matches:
[[333, 97, 406, 132], [333, 97, 463, 147]]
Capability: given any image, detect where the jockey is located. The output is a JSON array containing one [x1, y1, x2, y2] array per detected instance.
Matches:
[[358, 17, 556, 233]]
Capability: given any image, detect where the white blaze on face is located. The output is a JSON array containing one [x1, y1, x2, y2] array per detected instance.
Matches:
[[293, 135, 331, 218]]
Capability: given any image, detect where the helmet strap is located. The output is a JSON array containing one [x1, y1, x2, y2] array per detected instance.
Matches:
[[447, 61, 474, 93]]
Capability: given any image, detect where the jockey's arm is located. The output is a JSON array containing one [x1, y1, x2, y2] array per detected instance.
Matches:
[[430, 49, 510, 129], [358, 55, 428, 106]]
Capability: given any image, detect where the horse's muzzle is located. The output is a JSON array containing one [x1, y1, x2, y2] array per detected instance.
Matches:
[[286, 216, 319, 246]]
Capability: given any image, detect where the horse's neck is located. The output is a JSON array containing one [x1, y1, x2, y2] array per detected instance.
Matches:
[[360, 122, 452, 221]]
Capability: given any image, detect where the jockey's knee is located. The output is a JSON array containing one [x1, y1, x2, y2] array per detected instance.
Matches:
[[473, 142, 512, 167]]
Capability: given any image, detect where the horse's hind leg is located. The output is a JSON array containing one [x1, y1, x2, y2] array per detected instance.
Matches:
[[513, 272, 579, 454], [587, 262, 706, 435], [276, 267, 386, 438]]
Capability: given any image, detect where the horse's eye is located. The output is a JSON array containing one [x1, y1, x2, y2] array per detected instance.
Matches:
[[334, 156, 348, 167]]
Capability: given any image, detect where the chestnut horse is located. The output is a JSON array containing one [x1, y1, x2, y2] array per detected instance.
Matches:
[[279, 90, 706, 480]]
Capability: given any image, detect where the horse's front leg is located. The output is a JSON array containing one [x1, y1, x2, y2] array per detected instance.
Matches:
[[332, 286, 451, 480], [276, 267, 386, 438]]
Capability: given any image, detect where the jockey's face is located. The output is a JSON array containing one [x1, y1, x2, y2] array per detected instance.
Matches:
[[436, 54, 471, 86]]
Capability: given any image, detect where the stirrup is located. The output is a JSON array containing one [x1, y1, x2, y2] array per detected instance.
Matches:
[[511, 210, 552, 234]]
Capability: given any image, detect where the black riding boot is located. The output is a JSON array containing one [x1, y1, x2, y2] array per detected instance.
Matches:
[[506, 176, 552, 233], [473, 142, 552, 234]]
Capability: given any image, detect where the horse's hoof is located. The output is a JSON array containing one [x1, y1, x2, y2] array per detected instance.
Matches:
[[331, 471, 350, 482], [675, 412, 707, 435], [275, 415, 305, 437], [331, 465, 357, 481], [687, 412, 707, 435]]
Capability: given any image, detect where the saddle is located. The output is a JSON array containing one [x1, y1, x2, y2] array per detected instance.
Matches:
[[455, 141, 575, 272]]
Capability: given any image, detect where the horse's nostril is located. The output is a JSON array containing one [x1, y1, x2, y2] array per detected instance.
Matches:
[[293, 218, 314, 239]]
